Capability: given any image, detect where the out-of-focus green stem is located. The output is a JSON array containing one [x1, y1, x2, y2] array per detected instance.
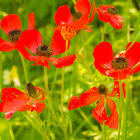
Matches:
[[19, 53, 29, 84], [0, 52, 4, 91], [103, 122, 106, 140], [101, 23, 107, 42], [118, 80, 123, 140]]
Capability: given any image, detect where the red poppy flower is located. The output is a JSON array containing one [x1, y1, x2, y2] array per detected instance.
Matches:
[[93, 42, 140, 80], [16, 29, 76, 69], [0, 83, 46, 119], [96, 5, 125, 29], [68, 83, 119, 129], [54, 0, 95, 40], [0, 12, 35, 52]]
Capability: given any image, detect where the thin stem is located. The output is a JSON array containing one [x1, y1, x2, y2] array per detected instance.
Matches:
[[101, 23, 107, 42], [118, 80, 123, 140], [64, 127, 69, 140], [0, 52, 4, 91], [102, 122, 106, 140], [19, 53, 29, 84]]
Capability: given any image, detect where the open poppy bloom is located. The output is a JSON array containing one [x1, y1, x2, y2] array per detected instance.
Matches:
[[0, 12, 35, 53], [16, 29, 76, 69], [54, 0, 95, 40], [96, 5, 125, 29], [93, 42, 140, 80], [0, 83, 46, 119], [68, 83, 119, 129]]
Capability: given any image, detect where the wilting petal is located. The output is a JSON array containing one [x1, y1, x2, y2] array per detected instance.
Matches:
[[28, 12, 35, 30], [72, 14, 89, 31], [0, 38, 14, 51], [51, 31, 70, 56], [92, 97, 108, 124], [125, 42, 140, 67], [68, 87, 100, 110], [54, 5, 73, 25], [93, 42, 113, 67], [105, 97, 118, 129], [48, 55, 76, 68], [75, 0, 91, 15], [17, 29, 43, 54], [31, 102, 46, 114], [0, 14, 22, 34], [109, 15, 123, 29]]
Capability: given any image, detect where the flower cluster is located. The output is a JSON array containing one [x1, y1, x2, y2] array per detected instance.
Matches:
[[0, 0, 139, 133]]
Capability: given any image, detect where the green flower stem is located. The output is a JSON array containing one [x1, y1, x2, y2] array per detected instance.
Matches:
[[19, 53, 29, 84], [103, 122, 106, 140], [0, 52, 4, 91], [61, 40, 69, 118], [118, 80, 123, 140], [101, 23, 107, 42], [63, 127, 68, 140]]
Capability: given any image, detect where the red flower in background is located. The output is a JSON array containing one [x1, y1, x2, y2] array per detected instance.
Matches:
[[93, 42, 140, 80], [68, 83, 119, 129], [54, 0, 95, 40], [96, 5, 125, 29], [0, 13, 35, 52], [0, 83, 46, 119], [16, 29, 76, 69]]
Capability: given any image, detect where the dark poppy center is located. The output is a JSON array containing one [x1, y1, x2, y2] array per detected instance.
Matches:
[[98, 85, 108, 95], [107, 7, 117, 15], [111, 57, 129, 70], [36, 44, 53, 57], [73, 12, 82, 21], [27, 83, 36, 98], [8, 29, 21, 43]]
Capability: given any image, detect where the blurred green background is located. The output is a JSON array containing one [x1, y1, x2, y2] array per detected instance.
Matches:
[[0, 0, 140, 139]]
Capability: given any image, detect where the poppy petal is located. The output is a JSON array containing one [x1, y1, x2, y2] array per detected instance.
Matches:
[[93, 42, 113, 67], [0, 38, 14, 51], [75, 0, 91, 15], [28, 12, 35, 30], [125, 42, 140, 67], [17, 29, 43, 54], [48, 55, 76, 68], [68, 87, 100, 110], [105, 97, 118, 129], [51, 31, 70, 56], [54, 5, 73, 25], [31, 102, 46, 114], [0, 14, 22, 34], [88, 2, 96, 23], [92, 97, 108, 124]]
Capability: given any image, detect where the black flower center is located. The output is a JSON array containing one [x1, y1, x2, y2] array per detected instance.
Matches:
[[8, 29, 21, 43], [73, 12, 82, 21], [98, 85, 108, 96], [111, 57, 129, 70], [27, 83, 36, 98], [107, 7, 117, 15], [36, 44, 53, 57]]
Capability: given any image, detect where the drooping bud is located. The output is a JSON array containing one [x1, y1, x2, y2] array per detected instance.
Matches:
[[107, 7, 117, 15], [27, 83, 36, 98], [36, 45, 53, 57], [8, 29, 21, 43], [111, 57, 129, 70]]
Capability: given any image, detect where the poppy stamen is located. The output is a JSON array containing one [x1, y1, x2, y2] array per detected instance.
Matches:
[[36, 45, 53, 57], [8, 29, 21, 43], [111, 57, 129, 70], [98, 85, 108, 96], [107, 7, 117, 15]]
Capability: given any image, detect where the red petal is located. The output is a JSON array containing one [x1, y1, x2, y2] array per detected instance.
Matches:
[[88, 2, 96, 23], [5, 112, 14, 120], [32, 102, 46, 114], [109, 15, 123, 29], [0, 14, 22, 34], [51, 31, 70, 56], [35, 86, 45, 101], [17, 29, 43, 54], [32, 57, 50, 69], [0, 38, 14, 52], [133, 63, 140, 73], [105, 97, 118, 129], [92, 97, 108, 124], [48, 55, 76, 68], [75, 0, 91, 15], [68, 87, 100, 110], [28, 12, 35, 30], [93, 42, 113, 67], [125, 42, 140, 67], [1, 87, 29, 102], [72, 14, 89, 31], [54, 5, 73, 26]]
